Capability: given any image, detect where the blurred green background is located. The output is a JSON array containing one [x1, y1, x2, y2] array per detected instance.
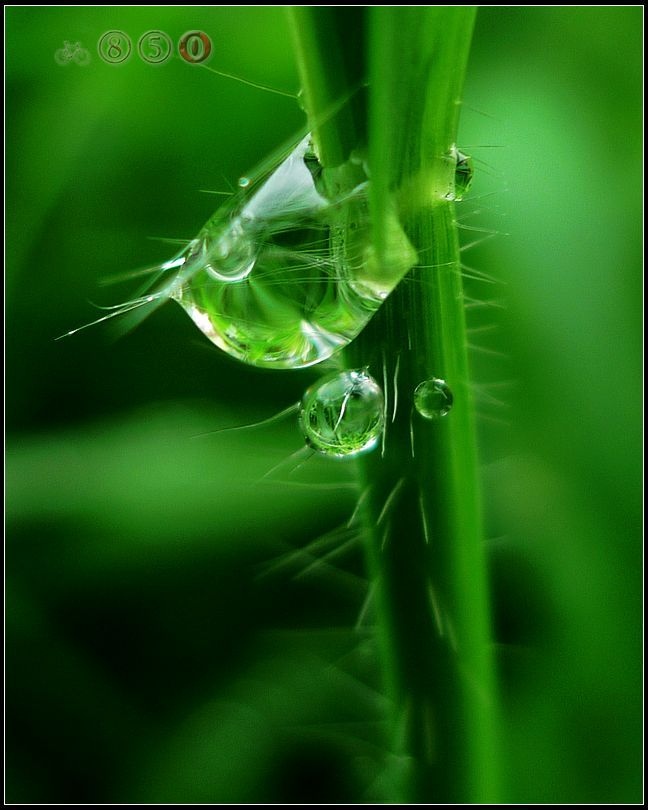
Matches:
[[5, 6, 642, 803]]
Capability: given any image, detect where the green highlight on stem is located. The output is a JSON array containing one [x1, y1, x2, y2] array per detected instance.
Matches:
[[289, 6, 499, 803]]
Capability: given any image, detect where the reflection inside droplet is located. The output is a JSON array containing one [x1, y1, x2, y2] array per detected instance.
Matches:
[[300, 369, 385, 458], [167, 135, 417, 369], [445, 146, 474, 201], [414, 378, 454, 419], [453, 149, 473, 201]]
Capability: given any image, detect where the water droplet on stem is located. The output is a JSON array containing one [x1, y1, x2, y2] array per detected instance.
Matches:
[[168, 135, 417, 369], [414, 378, 453, 419], [447, 147, 473, 201], [300, 369, 385, 458]]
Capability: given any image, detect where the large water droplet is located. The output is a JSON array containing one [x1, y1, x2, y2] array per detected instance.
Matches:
[[300, 369, 385, 458], [414, 378, 453, 419], [166, 135, 417, 369]]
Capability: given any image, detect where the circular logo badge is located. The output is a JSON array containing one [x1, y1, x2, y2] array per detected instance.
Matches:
[[138, 30, 172, 65], [98, 31, 132, 64], [178, 31, 212, 64]]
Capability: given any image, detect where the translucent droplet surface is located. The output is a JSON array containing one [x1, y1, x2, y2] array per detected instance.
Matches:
[[443, 146, 474, 201], [165, 135, 417, 369], [453, 149, 473, 201], [414, 378, 453, 420], [300, 369, 385, 458]]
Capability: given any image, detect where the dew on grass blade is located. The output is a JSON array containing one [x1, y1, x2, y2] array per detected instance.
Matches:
[[170, 135, 417, 369], [414, 378, 454, 420], [445, 146, 474, 201], [454, 150, 474, 200], [300, 369, 385, 458], [67, 134, 417, 366]]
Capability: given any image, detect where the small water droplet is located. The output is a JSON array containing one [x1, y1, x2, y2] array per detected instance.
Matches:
[[414, 378, 453, 420], [300, 369, 385, 458], [452, 148, 473, 201], [238, 176, 250, 188]]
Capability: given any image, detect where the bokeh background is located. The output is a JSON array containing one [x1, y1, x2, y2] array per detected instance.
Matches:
[[6, 6, 642, 803]]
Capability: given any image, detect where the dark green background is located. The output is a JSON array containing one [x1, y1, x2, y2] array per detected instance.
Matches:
[[6, 7, 642, 803]]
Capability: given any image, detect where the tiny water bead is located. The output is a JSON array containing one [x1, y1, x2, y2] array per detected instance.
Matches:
[[453, 148, 473, 201], [414, 378, 454, 420], [165, 134, 417, 369], [444, 146, 474, 201], [300, 369, 385, 458]]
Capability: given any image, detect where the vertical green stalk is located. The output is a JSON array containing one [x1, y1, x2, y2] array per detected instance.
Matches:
[[289, 7, 498, 803], [287, 7, 365, 166]]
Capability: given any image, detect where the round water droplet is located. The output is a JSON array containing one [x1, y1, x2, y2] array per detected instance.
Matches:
[[414, 378, 453, 420], [300, 369, 384, 458], [170, 135, 418, 369], [238, 176, 250, 188]]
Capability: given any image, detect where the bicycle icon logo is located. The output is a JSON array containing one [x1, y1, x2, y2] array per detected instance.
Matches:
[[54, 41, 91, 66], [54, 29, 213, 65], [55, 31, 212, 67]]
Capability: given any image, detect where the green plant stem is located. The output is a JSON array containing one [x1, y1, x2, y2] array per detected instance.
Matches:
[[287, 7, 365, 167], [289, 7, 498, 803]]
